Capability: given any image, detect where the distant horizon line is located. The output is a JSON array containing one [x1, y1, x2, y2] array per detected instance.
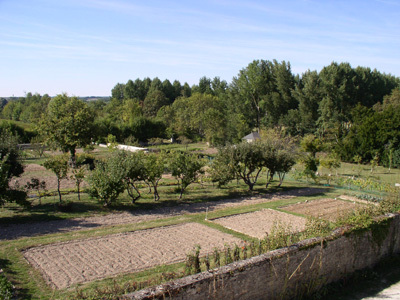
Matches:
[[1, 95, 111, 99]]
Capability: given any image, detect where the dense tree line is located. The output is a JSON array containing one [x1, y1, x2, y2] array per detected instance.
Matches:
[[1, 60, 399, 165]]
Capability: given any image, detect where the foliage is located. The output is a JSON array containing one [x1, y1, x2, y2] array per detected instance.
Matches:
[[88, 155, 126, 207], [212, 142, 265, 191], [38, 94, 94, 166], [0, 130, 28, 207], [118, 151, 145, 203], [70, 166, 85, 201], [319, 153, 341, 183], [0, 120, 35, 143], [261, 132, 298, 187], [25, 177, 47, 204], [301, 155, 319, 182], [168, 151, 205, 199], [0, 270, 13, 300], [212, 137, 297, 190], [43, 155, 69, 203], [142, 152, 165, 201], [231, 59, 296, 130]]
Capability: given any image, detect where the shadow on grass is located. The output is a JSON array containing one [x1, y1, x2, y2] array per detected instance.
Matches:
[[0, 258, 13, 274], [0, 215, 106, 241]]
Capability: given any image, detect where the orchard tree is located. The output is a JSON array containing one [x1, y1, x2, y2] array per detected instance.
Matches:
[[262, 134, 297, 188], [168, 151, 205, 200], [39, 94, 94, 166], [212, 142, 265, 191], [142, 152, 165, 201], [119, 151, 145, 203], [43, 155, 69, 203], [88, 155, 126, 207]]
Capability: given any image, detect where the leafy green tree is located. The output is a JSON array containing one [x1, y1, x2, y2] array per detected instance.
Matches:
[[0, 130, 27, 207], [161, 79, 175, 103], [170, 93, 228, 144], [88, 155, 126, 207], [231, 60, 271, 130], [212, 142, 265, 191], [70, 166, 85, 201], [231, 59, 296, 130], [143, 90, 168, 117], [319, 153, 341, 183], [261, 133, 298, 187], [293, 70, 322, 134], [121, 98, 142, 123], [43, 155, 69, 203], [300, 134, 321, 182], [39, 94, 94, 166], [129, 116, 166, 142], [274, 149, 297, 186], [192, 76, 213, 95], [374, 88, 400, 111], [142, 152, 165, 201], [168, 151, 205, 199], [111, 83, 125, 101], [302, 155, 319, 182], [300, 134, 322, 158], [117, 151, 145, 203], [210, 147, 236, 187]]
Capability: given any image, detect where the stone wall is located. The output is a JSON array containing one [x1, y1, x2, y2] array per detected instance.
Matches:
[[124, 213, 400, 300]]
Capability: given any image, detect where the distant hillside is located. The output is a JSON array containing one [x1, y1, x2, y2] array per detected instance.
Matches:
[[79, 96, 110, 102]]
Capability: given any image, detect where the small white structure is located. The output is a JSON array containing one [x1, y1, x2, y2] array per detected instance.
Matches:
[[99, 144, 148, 153], [242, 132, 261, 143]]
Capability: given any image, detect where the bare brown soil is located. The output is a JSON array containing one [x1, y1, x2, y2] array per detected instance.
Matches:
[[211, 209, 307, 239], [23, 223, 242, 289], [10, 163, 88, 192], [281, 198, 364, 221]]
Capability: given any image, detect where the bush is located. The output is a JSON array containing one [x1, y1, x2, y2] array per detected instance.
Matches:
[[88, 156, 126, 207], [0, 271, 13, 300]]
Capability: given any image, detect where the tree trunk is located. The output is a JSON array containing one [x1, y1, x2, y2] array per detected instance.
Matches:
[[57, 178, 62, 203], [69, 148, 76, 168]]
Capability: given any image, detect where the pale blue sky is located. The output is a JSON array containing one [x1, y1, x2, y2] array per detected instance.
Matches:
[[0, 0, 399, 97]]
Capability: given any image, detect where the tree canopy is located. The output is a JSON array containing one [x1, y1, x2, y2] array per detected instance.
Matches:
[[38, 94, 94, 165]]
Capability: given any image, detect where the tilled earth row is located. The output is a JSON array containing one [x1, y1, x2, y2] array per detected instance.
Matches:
[[23, 223, 243, 289]]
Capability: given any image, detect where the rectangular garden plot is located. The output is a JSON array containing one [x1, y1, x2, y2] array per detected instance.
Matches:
[[281, 198, 364, 221], [211, 209, 307, 239], [23, 223, 242, 289]]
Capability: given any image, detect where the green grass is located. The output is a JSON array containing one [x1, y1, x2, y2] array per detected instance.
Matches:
[[147, 141, 211, 153], [318, 161, 400, 185]]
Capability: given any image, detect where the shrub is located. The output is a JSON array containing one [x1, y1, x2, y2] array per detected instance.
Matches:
[[0, 270, 13, 300], [88, 156, 126, 207]]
